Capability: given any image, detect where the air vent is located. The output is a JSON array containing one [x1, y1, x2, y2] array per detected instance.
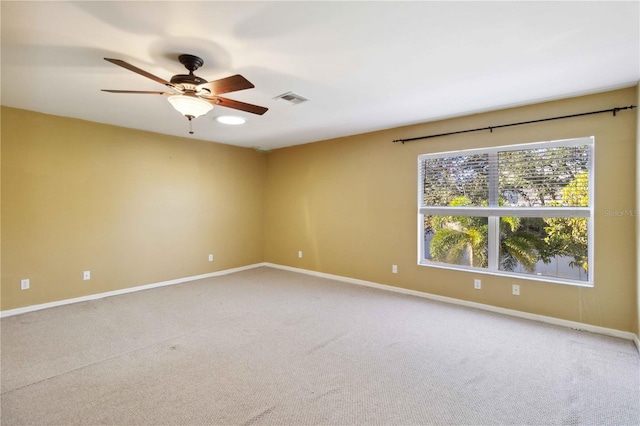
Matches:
[[273, 91, 309, 105]]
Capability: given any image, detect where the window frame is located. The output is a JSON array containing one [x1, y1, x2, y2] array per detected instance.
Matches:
[[417, 137, 594, 287]]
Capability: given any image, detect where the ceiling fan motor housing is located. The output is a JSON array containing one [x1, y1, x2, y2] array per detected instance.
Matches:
[[170, 54, 208, 88], [170, 74, 208, 86]]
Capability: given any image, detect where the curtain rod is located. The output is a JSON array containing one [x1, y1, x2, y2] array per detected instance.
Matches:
[[392, 105, 637, 144]]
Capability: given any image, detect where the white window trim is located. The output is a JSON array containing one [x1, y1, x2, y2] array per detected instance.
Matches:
[[417, 136, 594, 287]]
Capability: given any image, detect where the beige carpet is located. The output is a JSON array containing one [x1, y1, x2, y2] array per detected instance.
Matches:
[[1, 266, 639, 425]]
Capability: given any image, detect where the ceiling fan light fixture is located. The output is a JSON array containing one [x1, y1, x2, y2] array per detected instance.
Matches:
[[216, 115, 247, 125], [167, 94, 213, 118]]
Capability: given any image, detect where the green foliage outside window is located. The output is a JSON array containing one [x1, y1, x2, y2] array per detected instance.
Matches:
[[424, 146, 590, 278]]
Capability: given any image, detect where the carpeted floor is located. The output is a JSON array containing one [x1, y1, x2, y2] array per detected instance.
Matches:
[[1, 266, 639, 425]]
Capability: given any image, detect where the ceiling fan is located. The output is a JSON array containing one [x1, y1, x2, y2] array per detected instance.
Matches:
[[102, 54, 268, 133]]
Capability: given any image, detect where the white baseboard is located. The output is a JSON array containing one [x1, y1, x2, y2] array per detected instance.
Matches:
[[4, 261, 639, 354], [0, 263, 265, 318], [264, 263, 639, 348]]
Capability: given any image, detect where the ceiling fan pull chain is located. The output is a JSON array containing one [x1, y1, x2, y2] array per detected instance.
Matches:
[[188, 115, 194, 134]]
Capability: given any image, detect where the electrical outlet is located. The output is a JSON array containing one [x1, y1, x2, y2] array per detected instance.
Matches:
[[208, 254, 214, 262], [298, 251, 303, 258], [21, 279, 30, 290], [392, 265, 398, 274], [83, 271, 91, 281], [512, 284, 520, 295], [474, 279, 481, 290]]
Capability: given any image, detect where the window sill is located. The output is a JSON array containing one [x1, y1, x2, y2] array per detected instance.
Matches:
[[418, 261, 593, 288]]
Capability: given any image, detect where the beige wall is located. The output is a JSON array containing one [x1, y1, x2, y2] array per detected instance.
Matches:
[[265, 87, 638, 333], [2, 87, 638, 334], [1, 107, 266, 311], [637, 83, 640, 338]]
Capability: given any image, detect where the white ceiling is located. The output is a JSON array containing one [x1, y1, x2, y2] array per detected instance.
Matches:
[[2, 1, 638, 150]]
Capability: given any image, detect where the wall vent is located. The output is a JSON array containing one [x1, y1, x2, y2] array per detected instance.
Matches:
[[273, 91, 309, 105]]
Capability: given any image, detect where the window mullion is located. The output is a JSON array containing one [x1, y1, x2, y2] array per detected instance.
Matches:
[[488, 151, 499, 270], [488, 216, 499, 271]]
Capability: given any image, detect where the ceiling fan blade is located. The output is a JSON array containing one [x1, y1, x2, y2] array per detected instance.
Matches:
[[102, 90, 172, 95], [198, 75, 255, 95], [104, 58, 173, 87], [209, 96, 268, 115]]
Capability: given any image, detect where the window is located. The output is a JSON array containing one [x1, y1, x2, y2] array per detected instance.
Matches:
[[418, 137, 593, 286]]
